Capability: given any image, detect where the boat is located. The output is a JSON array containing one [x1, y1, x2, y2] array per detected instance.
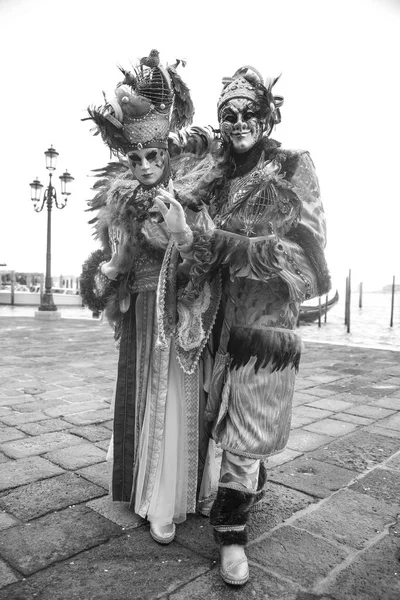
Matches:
[[299, 290, 339, 323]]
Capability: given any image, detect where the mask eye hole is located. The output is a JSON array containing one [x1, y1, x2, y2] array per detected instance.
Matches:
[[145, 151, 157, 162], [128, 153, 141, 165]]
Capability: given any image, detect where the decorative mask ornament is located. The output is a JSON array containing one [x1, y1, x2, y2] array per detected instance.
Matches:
[[219, 98, 263, 153], [86, 50, 194, 155], [218, 65, 284, 147], [127, 147, 167, 186]]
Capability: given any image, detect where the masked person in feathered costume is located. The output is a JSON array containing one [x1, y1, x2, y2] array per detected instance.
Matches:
[[80, 51, 221, 545], [154, 66, 330, 584]]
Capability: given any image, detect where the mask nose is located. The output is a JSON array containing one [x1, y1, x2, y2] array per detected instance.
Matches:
[[233, 114, 248, 133], [141, 158, 151, 172]]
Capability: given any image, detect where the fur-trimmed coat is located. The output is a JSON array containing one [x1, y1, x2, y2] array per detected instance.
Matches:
[[173, 139, 330, 459]]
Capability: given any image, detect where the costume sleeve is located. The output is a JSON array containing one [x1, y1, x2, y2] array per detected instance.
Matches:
[[80, 248, 117, 313], [277, 151, 330, 300]]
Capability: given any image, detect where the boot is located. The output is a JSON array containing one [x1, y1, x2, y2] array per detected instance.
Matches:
[[210, 486, 254, 586]]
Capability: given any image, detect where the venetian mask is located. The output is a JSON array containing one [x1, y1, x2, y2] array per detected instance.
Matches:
[[127, 147, 166, 186], [219, 98, 263, 154]]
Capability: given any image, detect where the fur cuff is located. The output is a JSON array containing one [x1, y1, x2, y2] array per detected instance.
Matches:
[[214, 527, 248, 547]]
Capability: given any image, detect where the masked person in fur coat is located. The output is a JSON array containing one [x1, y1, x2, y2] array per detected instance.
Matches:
[[80, 51, 221, 545], [154, 65, 331, 585]]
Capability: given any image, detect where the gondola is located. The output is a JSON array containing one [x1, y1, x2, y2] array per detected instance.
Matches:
[[299, 290, 339, 323]]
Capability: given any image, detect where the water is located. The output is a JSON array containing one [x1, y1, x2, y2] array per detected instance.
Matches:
[[0, 304, 95, 320], [300, 292, 400, 351], [1, 292, 399, 351]]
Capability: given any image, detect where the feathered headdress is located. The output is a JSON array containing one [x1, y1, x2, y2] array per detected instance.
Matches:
[[218, 65, 284, 133], [85, 50, 195, 154]]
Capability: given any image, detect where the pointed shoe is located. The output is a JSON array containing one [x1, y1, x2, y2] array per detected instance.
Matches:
[[150, 522, 176, 545], [220, 545, 249, 586]]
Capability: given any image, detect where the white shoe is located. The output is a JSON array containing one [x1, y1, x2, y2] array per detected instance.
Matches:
[[220, 544, 249, 586], [149, 522, 176, 545]]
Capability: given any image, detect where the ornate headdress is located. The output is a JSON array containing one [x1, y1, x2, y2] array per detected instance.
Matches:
[[86, 50, 194, 154], [217, 65, 284, 132]]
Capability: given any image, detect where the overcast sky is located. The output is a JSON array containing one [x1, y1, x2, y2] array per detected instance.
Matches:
[[0, 0, 399, 292]]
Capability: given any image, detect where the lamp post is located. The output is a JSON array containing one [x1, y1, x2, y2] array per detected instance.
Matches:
[[29, 146, 74, 318]]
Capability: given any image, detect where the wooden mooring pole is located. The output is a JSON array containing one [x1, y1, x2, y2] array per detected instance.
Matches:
[[359, 282, 363, 309], [346, 269, 351, 333], [390, 276, 395, 328], [318, 296, 322, 328]]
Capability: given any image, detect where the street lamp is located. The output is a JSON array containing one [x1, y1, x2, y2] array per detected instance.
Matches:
[[29, 146, 74, 316]]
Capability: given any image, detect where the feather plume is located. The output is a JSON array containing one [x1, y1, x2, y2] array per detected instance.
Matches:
[[166, 65, 194, 131], [86, 106, 130, 155]]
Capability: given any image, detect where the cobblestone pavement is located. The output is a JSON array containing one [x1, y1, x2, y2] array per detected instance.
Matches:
[[0, 316, 399, 600]]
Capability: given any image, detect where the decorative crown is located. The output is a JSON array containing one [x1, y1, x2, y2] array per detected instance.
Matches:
[[217, 66, 284, 129], [86, 50, 194, 155]]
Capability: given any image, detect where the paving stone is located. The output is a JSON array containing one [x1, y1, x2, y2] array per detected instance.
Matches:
[[377, 411, 400, 431], [310, 429, 400, 472], [363, 424, 400, 439], [292, 405, 334, 421], [0, 410, 50, 426], [247, 525, 348, 587], [351, 385, 399, 399], [266, 448, 303, 467], [0, 454, 8, 465], [294, 380, 323, 391], [0, 456, 64, 492], [0, 528, 210, 600], [372, 396, 400, 410], [0, 426, 26, 443], [305, 398, 354, 411], [303, 418, 359, 437], [174, 513, 218, 560], [68, 424, 111, 443], [294, 488, 397, 550], [0, 505, 121, 576], [44, 400, 108, 418], [0, 559, 18, 590], [170, 564, 300, 599], [331, 412, 374, 425], [298, 387, 338, 398], [248, 483, 316, 539], [304, 373, 348, 384], [0, 431, 82, 459], [0, 408, 13, 418], [44, 442, 106, 470], [343, 404, 395, 420], [291, 413, 318, 428], [17, 418, 73, 435], [94, 440, 110, 451], [319, 534, 400, 600], [9, 397, 68, 413], [349, 468, 400, 507], [269, 457, 357, 498], [286, 429, 334, 453], [385, 454, 400, 471], [87, 495, 145, 530], [293, 392, 322, 406], [0, 511, 18, 531], [0, 473, 106, 521], [62, 409, 112, 426], [77, 461, 112, 490], [371, 382, 400, 394], [328, 392, 375, 405], [0, 395, 29, 407]]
